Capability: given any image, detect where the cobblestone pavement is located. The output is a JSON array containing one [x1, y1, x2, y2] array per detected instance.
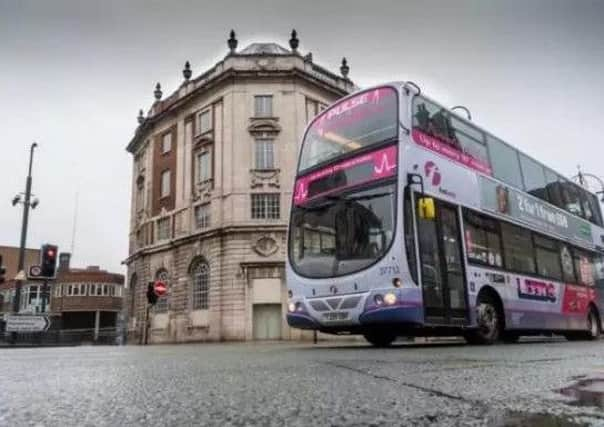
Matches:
[[1, 338, 604, 426]]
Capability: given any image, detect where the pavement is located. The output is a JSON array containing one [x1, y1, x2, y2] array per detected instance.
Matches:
[[1, 338, 604, 426]]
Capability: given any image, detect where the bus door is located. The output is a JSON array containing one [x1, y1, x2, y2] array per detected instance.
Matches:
[[416, 197, 468, 325]]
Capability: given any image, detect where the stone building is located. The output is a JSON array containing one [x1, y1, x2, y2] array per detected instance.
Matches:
[[124, 30, 356, 343]]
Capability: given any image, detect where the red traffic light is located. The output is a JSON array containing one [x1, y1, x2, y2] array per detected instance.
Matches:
[[46, 249, 55, 258]]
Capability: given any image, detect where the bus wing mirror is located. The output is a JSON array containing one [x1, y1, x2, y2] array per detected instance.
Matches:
[[418, 197, 436, 220]]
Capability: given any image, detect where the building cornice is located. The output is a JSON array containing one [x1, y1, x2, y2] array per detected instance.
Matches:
[[123, 223, 288, 265], [126, 57, 355, 154]]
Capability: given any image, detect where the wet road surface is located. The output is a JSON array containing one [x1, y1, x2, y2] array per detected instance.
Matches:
[[1, 338, 604, 426]]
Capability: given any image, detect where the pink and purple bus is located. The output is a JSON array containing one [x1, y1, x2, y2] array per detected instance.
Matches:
[[286, 82, 604, 346]]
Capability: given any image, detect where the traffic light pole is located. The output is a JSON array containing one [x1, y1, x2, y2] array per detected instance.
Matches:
[[143, 303, 150, 345], [13, 142, 37, 315], [40, 279, 48, 314]]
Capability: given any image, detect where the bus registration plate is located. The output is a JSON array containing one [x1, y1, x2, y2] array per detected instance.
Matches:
[[322, 312, 349, 321]]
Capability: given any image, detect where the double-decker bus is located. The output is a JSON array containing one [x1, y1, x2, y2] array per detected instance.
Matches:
[[286, 82, 604, 346]]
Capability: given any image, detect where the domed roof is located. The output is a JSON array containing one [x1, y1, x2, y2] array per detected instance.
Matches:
[[238, 43, 291, 55]]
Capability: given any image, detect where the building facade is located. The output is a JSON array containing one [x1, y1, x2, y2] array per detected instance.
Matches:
[[51, 254, 124, 334], [0, 245, 42, 314], [0, 246, 124, 339], [124, 31, 355, 343]]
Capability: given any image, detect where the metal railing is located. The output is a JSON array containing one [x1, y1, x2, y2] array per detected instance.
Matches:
[[0, 327, 124, 346]]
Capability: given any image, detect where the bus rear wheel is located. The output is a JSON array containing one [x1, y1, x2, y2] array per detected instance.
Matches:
[[363, 331, 397, 347], [565, 308, 601, 341], [464, 295, 502, 345], [583, 308, 600, 340]]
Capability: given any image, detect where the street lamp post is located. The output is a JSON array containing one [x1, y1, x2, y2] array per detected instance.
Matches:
[[573, 166, 604, 202], [12, 142, 38, 316]]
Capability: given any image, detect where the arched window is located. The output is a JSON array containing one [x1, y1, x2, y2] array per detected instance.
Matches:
[[154, 269, 169, 313], [129, 273, 137, 316], [190, 259, 209, 310]]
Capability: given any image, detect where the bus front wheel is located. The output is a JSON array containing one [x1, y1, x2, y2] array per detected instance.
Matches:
[[464, 295, 502, 345], [363, 331, 397, 347]]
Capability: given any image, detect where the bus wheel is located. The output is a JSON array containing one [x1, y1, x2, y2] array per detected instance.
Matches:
[[464, 295, 502, 345], [585, 308, 601, 340], [363, 331, 397, 347]]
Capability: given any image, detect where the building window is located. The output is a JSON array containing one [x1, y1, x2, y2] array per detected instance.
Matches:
[[194, 204, 211, 229], [129, 274, 137, 315], [154, 269, 169, 313], [157, 217, 171, 241], [255, 138, 274, 170], [136, 183, 145, 210], [197, 150, 212, 182], [161, 132, 172, 154], [254, 95, 273, 117], [96, 284, 102, 296], [160, 170, 171, 198], [190, 259, 209, 310], [197, 110, 212, 134], [251, 193, 280, 219]]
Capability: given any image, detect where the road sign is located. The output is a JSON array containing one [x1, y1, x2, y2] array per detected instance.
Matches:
[[5, 315, 51, 332], [154, 280, 167, 297], [29, 265, 42, 278], [27, 264, 55, 281]]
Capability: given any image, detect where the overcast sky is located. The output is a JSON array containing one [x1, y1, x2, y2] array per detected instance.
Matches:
[[1, 0, 603, 274]]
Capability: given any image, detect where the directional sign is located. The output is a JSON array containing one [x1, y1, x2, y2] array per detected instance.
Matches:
[[5, 315, 51, 332], [154, 280, 167, 297]]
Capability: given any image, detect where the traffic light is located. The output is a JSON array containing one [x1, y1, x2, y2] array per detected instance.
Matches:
[[40, 244, 58, 278], [0, 255, 5, 284], [146, 282, 158, 305]]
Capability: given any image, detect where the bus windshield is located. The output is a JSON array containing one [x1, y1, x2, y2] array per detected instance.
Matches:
[[298, 87, 398, 173], [290, 183, 396, 278]]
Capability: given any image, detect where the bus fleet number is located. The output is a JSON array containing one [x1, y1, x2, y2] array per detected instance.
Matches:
[[379, 266, 400, 276]]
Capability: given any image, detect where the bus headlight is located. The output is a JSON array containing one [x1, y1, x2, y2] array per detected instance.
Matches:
[[374, 294, 384, 306], [384, 292, 397, 306], [288, 302, 296, 312]]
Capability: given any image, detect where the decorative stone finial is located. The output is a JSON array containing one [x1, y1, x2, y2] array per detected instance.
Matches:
[[183, 61, 192, 81], [228, 30, 238, 53], [154, 83, 162, 100], [137, 109, 144, 124], [289, 29, 299, 52], [303, 52, 313, 62], [340, 57, 350, 78]]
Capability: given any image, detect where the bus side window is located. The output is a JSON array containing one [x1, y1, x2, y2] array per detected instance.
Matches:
[[559, 244, 576, 283], [561, 180, 585, 218], [501, 222, 536, 274], [573, 248, 595, 286], [593, 255, 604, 288]]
